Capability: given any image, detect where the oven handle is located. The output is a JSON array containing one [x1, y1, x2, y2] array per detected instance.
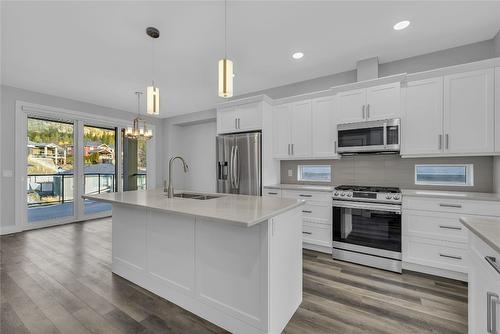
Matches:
[[332, 200, 402, 214]]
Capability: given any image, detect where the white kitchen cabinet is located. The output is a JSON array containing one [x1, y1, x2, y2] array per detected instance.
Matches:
[[272, 104, 292, 159], [365, 82, 401, 120], [402, 77, 444, 155], [272, 101, 311, 158], [217, 102, 262, 134], [443, 68, 495, 154], [337, 82, 401, 124], [337, 88, 366, 123], [312, 96, 339, 158], [290, 101, 312, 157], [468, 232, 500, 334], [495, 67, 500, 152]]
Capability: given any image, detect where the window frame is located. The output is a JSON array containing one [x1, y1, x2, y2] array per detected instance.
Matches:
[[297, 165, 332, 183], [414, 164, 474, 187]]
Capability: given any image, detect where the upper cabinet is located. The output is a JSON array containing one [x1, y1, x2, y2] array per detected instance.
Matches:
[[443, 69, 494, 155], [496, 67, 500, 153], [337, 82, 401, 124], [402, 68, 495, 156], [402, 77, 444, 155], [217, 102, 263, 134], [272, 101, 312, 158], [312, 96, 338, 158]]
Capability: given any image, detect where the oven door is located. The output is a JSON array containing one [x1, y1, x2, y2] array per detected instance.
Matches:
[[332, 200, 402, 260], [337, 119, 400, 153]]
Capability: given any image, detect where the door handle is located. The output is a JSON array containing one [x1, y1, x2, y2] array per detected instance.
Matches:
[[267, 192, 278, 195], [439, 203, 462, 208], [234, 146, 240, 189], [445, 134, 449, 149], [438, 134, 443, 150], [334, 141, 337, 154], [291, 143, 294, 155], [439, 253, 462, 260], [288, 143, 290, 155], [299, 194, 312, 198], [362, 105, 366, 119], [302, 231, 312, 235], [235, 118, 237, 129], [366, 104, 370, 119], [302, 210, 312, 213], [439, 225, 462, 230], [237, 118, 241, 129], [488, 292, 499, 333], [229, 146, 235, 188]]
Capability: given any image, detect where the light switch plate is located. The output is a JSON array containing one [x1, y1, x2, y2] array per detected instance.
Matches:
[[288, 169, 293, 177]]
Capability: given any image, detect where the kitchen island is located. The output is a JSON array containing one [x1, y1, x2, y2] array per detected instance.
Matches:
[[83, 189, 304, 334]]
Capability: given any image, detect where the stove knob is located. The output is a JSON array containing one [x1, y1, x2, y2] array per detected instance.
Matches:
[[340, 192, 345, 197], [334, 191, 339, 196], [393, 194, 401, 200], [385, 194, 392, 200], [347, 193, 352, 197]]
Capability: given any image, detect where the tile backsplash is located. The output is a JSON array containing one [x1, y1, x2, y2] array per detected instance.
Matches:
[[280, 155, 494, 192]]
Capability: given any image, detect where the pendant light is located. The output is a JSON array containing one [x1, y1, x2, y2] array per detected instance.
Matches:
[[146, 27, 160, 115], [218, 0, 233, 98], [125, 92, 153, 140]]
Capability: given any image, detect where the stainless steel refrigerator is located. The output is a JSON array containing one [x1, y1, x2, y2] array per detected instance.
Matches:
[[216, 132, 262, 196]]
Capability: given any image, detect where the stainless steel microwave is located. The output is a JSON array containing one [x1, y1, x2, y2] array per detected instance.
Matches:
[[337, 118, 401, 154]]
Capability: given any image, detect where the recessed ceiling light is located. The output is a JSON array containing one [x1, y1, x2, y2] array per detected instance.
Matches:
[[393, 20, 410, 31], [292, 52, 304, 60]]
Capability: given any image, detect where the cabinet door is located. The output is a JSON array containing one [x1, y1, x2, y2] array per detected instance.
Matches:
[[290, 101, 312, 158], [402, 77, 443, 155], [337, 89, 366, 123], [217, 108, 238, 134], [366, 82, 401, 120], [272, 104, 292, 159], [235, 103, 262, 132], [496, 67, 500, 152], [444, 69, 495, 154], [312, 96, 338, 158]]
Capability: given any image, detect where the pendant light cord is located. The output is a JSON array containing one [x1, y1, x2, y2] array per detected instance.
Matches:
[[224, 0, 227, 59], [151, 38, 155, 86]]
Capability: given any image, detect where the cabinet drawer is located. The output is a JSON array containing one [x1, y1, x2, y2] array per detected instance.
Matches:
[[403, 210, 468, 243], [302, 223, 331, 247], [263, 189, 281, 197], [403, 197, 500, 217], [283, 190, 332, 203], [301, 202, 331, 222], [403, 236, 467, 273]]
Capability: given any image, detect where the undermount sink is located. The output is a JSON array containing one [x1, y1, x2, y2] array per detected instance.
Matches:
[[172, 193, 221, 200]]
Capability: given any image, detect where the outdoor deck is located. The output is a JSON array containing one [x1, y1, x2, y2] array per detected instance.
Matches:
[[28, 200, 111, 223]]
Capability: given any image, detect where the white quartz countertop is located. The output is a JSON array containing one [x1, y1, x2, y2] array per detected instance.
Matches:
[[460, 217, 500, 253], [264, 184, 335, 193], [402, 189, 500, 202], [83, 188, 304, 227]]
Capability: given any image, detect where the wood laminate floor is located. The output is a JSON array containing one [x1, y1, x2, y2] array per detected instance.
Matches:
[[0, 218, 468, 334]]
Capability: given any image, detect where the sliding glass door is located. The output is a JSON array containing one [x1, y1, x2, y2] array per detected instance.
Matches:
[[82, 125, 117, 218], [26, 117, 76, 224]]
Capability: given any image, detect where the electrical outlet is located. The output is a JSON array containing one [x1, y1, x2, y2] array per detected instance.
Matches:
[[288, 169, 293, 177]]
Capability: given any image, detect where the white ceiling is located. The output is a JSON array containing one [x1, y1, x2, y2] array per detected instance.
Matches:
[[2, 1, 500, 118]]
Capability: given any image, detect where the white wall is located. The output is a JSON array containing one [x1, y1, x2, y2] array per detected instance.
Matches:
[[0, 85, 164, 230], [164, 119, 217, 193]]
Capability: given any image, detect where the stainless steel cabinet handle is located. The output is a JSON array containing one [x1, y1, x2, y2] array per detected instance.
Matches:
[[287, 144, 290, 155], [362, 105, 366, 119], [334, 141, 337, 153], [445, 134, 449, 149], [439, 203, 462, 208], [439, 225, 462, 230], [438, 134, 443, 150], [267, 192, 278, 195], [488, 292, 499, 334], [366, 104, 370, 119], [439, 253, 462, 260], [291, 143, 294, 155], [302, 210, 312, 213], [235, 118, 237, 129], [302, 231, 312, 235], [237, 118, 241, 129], [299, 194, 312, 197], [486, 256, 500, 275]]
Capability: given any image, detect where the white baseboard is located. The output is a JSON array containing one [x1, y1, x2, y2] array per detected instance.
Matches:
[[303, 242, 332, 254], [403, 262, 468, 282], [0, 225, 22, 236]]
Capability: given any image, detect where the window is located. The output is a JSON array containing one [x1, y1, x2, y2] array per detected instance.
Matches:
[[297, 165, 331, 182], [415, 164, 473, 186]]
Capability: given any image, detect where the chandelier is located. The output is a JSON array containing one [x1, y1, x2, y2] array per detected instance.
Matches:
[[125, 92, 153, 140]]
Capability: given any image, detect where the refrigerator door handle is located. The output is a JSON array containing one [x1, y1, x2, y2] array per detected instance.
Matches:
[[229, 146, 235, 188], [234, 145, 240, 189]]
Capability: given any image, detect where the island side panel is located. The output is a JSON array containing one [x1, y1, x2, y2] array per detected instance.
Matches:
[[195, 218, 269, 332], [269, 206, 303, 334]]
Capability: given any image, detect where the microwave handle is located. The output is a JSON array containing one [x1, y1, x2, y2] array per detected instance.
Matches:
[[383, 122, 388, 146]]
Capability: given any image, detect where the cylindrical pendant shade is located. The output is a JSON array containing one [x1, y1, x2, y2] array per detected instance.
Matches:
[[218, 58, 233, 98], [147, 86, 160, 115]]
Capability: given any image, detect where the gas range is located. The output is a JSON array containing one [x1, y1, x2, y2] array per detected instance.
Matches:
[[333, 185, 402, 204]]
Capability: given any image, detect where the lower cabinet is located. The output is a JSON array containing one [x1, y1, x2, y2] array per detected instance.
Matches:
[[403, 196, 500, 281], [468, 232, 500, 334], [264, 187, 333, 253]]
